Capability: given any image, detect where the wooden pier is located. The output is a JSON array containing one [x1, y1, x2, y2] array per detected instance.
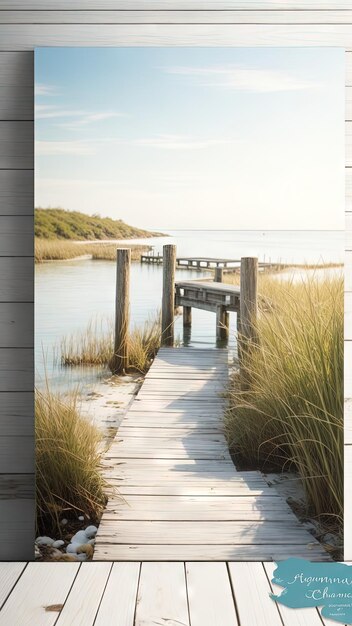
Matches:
[[94, 346, 329, 561], [0, 561, 335, 626], [141, 253, 163, 264]]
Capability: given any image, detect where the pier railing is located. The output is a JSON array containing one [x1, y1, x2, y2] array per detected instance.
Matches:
[[111, 244, 258, 373]]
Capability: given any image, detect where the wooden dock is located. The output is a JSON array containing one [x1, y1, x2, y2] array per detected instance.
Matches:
[[94, 347, 329, 561], [0, 561, 336, 626]]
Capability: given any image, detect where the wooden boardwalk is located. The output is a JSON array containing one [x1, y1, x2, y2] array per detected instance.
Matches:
[[0, 561, 339, 626], [94, 347, 329, 561]]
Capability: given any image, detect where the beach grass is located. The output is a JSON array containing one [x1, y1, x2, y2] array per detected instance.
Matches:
[[36, 386, 108, 536], [35, 238, 149, 263], [60, 316, 162, 374], [225, 275, 343, 528]]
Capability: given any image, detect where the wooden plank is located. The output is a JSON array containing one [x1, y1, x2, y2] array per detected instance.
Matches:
[[93, 543, 329, 561], [0, 563, 26, 609], [0, 258, 33, 302], [0, 436, 34, 472], [0, 563, 79, 626], [0, 304, 33, 347], [0, 392, 33, 436], [55, 563, 112, 626], [2, 10, 352, 25], [118, 427, 223, 436], [96, 520, 317, 544], [228, 562, 283, 626], [3, 0, 352, 9], [0, 349, 33, 391], [0, 122, 33, 169], [0, 170, 33, 217], [0, 85, 33, 121], [0, 217, 33, 256], [186, 562, 238, 626], [135, 562, 189, 626], [94, 563, 140, 626]]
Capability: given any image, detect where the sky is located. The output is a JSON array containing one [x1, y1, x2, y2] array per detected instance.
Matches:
[[35, 47, 344, 231]]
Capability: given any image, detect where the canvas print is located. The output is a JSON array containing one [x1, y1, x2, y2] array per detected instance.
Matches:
[[35, 48, 344, 562]]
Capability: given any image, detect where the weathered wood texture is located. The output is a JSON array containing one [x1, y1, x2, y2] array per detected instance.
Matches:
[[346, 51, 352, 563], [161, 244, 176, 346], [94, 347, 329, 561], [111, 248, 130, 375], [0, 561, 337, 626], [0, 1, 349, 565]]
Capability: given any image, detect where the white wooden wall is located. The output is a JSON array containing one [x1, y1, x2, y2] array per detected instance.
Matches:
[[0, 1, 350, 562]]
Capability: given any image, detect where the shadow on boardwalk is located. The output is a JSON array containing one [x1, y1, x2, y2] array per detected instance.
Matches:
[[94, 347, 330, 561]]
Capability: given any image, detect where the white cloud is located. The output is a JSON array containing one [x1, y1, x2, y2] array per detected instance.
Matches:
[[164, 65, 314, 93], [35, 83, 58, 96], [35, 104, 124, 127], [132, 134, 236, 150], [36, 141, 95, 156]]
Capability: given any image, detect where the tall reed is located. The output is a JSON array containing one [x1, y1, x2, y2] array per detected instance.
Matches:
[[60, 315, 161, 374], [225, 275, 343, 526], [36, 387, 108, 535]]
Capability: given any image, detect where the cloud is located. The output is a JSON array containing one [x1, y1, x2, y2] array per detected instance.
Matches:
[[164, 65, 314, 93], [36, 140, 95, 156], [35, 83, 58, 96], [35, 104, 124, 126], [132, 134, 236, 150]]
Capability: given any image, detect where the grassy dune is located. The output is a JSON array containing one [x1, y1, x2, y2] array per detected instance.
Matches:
[[225, 275, 343, 531], [35, 239, 149, 263], [35, 207, 163, 240]]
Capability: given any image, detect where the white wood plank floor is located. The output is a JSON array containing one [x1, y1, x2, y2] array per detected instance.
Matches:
[[94, 347, 329, 561], [0, 562, 342, 626]]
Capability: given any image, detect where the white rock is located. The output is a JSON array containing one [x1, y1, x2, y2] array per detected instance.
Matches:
[[66, 543, 78, 554], [71, 530, 88, 545], [78, 515, 85, 521], [85, 525, 98, 539], [76, 552, 89, 561], [35, 536, 55, 546], [87, 538, 95, 546], [60, 518, 68, 526], [52, 540, 65, 549]]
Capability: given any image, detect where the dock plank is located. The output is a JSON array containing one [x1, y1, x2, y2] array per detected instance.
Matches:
[[94, 347, 330, 561]]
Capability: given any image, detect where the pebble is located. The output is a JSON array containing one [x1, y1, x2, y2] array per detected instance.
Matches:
[[52, 540, 65, 549], [78, 515, 85, 521], [85, 525, 98, 539], [35, 536, 55, 546], [70, 530, 88, 545], [60, 519, 68, 526]]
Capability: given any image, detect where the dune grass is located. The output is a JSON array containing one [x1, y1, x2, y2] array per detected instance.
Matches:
[[225, 275, 343, 529], [60, 316, 161, 374], [35, 238, 149, 263], [35, 207, 163, 240], [36, 387, 108, 536]]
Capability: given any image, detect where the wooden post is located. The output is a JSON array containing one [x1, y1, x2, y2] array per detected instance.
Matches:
[[162, 244, 176, 346], [111, 248, 130, 375], [240, 257, 258, 344], [216, 306, 229, 341], [214, 267, 223, 283], [183, 306, 192, 327]]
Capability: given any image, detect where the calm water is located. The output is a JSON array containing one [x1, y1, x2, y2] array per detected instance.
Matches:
[[35, 230, 344, 389]]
